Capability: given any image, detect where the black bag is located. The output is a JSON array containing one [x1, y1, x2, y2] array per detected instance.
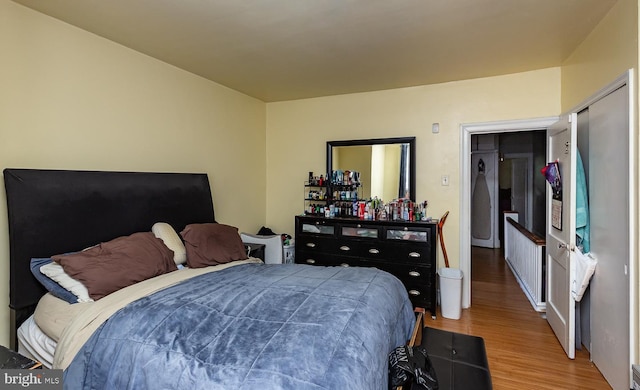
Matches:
[[389, 345, 438, 390], [257, 226, 277, 236]]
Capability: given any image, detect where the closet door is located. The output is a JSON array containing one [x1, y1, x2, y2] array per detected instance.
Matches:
[[588, 84, 630, 390]]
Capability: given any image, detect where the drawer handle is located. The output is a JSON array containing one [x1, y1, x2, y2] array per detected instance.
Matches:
[[409, 271, 421, 277], [305, 259, 316, 264], [368, 248, 380, 254], [409, 252, 421, 258], [339, 245, 351, 251], [340, 263, 350, 267], [408, 289, 420, 296], [306, 242, 316, 248]]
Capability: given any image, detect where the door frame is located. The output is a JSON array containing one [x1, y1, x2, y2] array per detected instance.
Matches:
[[460, 117, 558, 309]]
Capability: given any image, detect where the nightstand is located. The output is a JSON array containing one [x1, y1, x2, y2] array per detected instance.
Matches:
[[0, 345, 41, 369]]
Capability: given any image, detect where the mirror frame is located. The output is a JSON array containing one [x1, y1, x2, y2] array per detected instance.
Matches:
[[326, 137, 416, 201]]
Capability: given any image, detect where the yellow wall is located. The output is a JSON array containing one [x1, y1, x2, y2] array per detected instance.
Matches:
[[561, 0, 638, 111], [266, 68, 561, 266], [0, 0, 266, 346]]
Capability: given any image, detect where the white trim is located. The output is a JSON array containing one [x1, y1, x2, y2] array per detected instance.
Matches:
[[627, 69, 636, 382], [460, 117, 558, 309]]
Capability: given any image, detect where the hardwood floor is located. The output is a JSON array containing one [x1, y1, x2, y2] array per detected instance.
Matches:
[[424, 246, 611, 389]]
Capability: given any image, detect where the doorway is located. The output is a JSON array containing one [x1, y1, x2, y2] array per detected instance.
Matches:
[[460, 117, 558, 309], [470, 132, 546, 251]]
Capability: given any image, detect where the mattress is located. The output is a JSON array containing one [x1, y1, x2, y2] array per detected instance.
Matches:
[[17, 315, 56, 368], [19, 291, 88, 369]]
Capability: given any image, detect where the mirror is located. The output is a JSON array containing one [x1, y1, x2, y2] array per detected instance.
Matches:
[[327, 137, 416, 201]]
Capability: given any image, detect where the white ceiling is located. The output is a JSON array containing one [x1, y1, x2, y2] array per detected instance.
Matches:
[[14, 0, 618, 102]]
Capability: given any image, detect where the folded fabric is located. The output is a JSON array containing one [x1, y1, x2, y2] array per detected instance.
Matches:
[[572, 249, 597, 301]]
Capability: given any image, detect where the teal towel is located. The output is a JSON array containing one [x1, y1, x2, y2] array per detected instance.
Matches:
[[576, 151, 590, 253]]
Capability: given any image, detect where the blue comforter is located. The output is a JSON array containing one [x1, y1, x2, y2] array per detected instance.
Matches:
[[64, 263, 415, 389]]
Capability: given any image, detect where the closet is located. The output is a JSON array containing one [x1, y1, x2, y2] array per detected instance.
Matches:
[[547, 76, 631, 390], [577, 82, 630, 390]]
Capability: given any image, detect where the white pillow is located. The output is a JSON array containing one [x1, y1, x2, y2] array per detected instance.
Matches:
[[152, 222, 187, 265], [40, 262, 94, 303]]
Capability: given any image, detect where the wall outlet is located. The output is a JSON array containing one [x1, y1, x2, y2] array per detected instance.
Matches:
[[441, 175, 449, 186]]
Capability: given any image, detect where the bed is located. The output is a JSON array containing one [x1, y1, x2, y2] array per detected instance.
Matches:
[[4, 168, 416, 389]]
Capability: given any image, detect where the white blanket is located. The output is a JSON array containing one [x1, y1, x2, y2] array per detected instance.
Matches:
[[571, 249, 597, 302]]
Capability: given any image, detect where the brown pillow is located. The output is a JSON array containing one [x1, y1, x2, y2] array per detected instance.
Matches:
[[180, 223, 248, 268], [53, 232, 177, 300]]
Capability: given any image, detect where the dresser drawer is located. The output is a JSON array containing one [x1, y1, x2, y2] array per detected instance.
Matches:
[[327, 240, 432, 264], [405, 285, 433, 308], [381, 242, 433, 264], [368, 261, 432, 305], [339, 224, 381, 239], [295, 235, 337, 253], [298, 219, 338, 236], [328, 239, 387, 260], [385, 226, 433, 243], [380, 263, 432, 284], [296, 251, 372, 268]]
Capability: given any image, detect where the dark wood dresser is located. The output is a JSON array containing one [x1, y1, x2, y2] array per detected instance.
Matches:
[[294, 215, 438, 317]]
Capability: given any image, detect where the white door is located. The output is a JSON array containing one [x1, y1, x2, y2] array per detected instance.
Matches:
[[471, 151, 498, 248], [546, 113, 577, 359]]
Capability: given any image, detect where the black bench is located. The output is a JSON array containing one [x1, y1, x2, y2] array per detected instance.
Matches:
[[412, 327, 492, 390]]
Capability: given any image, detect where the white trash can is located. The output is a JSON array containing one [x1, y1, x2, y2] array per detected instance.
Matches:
[[283, 242, 295, 264], [438, 267, 463, 320]]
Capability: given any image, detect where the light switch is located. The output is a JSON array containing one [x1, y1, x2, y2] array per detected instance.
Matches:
[[432, 123, 440, 133], [441, 175, 449, 186]]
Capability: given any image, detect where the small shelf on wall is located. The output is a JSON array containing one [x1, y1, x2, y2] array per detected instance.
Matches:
[[303, 181, 361, 217]]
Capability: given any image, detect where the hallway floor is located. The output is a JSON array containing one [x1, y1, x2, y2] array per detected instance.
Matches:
[[424, 247, 612, 389]]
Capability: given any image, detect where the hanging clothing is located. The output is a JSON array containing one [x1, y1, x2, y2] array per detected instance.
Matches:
[[575, 151, 590, 253], [472, 159, 491, 240]]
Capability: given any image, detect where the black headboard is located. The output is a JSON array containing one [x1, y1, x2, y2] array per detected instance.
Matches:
[[3, 168, 215, 347]]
